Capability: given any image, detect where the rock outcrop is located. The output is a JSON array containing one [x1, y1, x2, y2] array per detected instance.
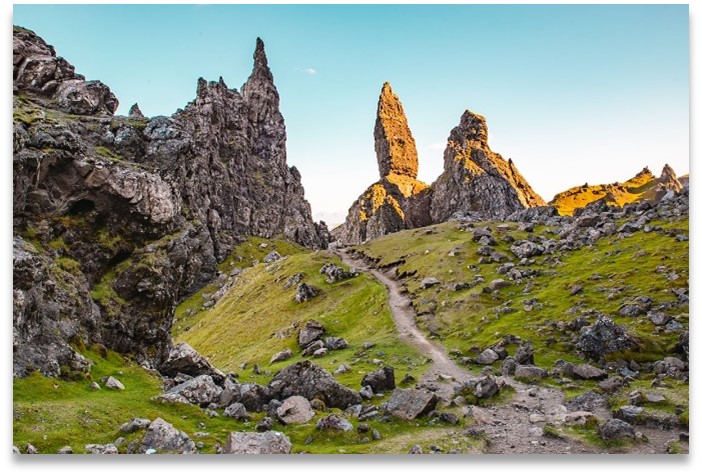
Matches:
[[335, 83, 430, 244], [549, 164, 685, 215], [430, 110, 546, 222], [336, 86, 544, 244], [12, 26, 328, 378]]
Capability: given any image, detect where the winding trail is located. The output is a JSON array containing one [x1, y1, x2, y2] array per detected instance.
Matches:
[[335, 248, 680, 454]]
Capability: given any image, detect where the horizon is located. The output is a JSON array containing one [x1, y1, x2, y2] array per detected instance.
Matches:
[[13, 4, 689, 225]]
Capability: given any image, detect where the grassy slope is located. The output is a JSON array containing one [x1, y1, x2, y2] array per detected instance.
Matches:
[[550, 171, 660, 216], [354, 216, 689, 435], [14, 237, 480, 454], [173, 238, 428, 389]]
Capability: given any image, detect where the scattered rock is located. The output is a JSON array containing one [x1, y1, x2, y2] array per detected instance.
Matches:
[[514, 365, 548, 382], [119, 418, 151, 433], [161, 342, 226, 385], [158, 375, 222, 406], [324, 336, 349, 350], [268, 360, 361, 409], [421, 277, 441, 289], [270, 348, 293, 364], [384, 388, 438, 420], [361, 366, 396, 393], [599, 419, 635, 441], [317, 414, 354, 432], [224, 402, 251, 421], [572, 364, 608, 381], [57, 446, 73, 454], [577, 315, 635, 359], [255, 417, 274, 432], [295, 283, 322, 303], [475, 348, 500, 365], [320, 263, 357, 283], [138, 418, 196, 454], [263, 251, 281, 263], [298, 320, 326, 348], [224, 431, 292, 454], [276, 396, 315, 424], [85, 444, 118, 455], [104, 376, 125, 390]]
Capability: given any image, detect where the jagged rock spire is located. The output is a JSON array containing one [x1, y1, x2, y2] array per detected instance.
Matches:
[[457, 109, 489, 148], [374, 82, 419, 179], [659, 163, 682, 192], [243, 37, 274, 97], [128, 103, 145, 119]]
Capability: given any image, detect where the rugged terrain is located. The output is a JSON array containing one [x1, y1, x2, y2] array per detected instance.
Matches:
[[13, 26, 688, 455], [335, 84, 545, 245], [13, 26, 329, 379]]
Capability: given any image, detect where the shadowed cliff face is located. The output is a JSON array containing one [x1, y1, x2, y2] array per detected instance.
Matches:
[[12, 26, 329, 378], [430, 110, 546, 223]]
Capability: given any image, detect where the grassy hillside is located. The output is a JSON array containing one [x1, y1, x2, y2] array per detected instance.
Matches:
[[353, 215, 689, 424], [173, 237, 428, 389], [550, 168, 662, 215]]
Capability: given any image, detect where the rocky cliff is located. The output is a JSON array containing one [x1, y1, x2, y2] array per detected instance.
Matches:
[[13, 26, 328, 378], [336, 86, 544, 244], [429, 110, 546, 223], [335, 83, 430, 244], [549, 164, 685, 216]]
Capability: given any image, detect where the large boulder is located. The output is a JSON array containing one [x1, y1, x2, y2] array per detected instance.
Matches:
[[160, 342, 226, 385], [137, 418, 196, 454], [384, 388, 438, 420], [572, 364, 608, 381], [276, 396, 315, 424], [577, 316, 635, 359], [317, 414, 353, 432], [295, 283, 322, 303], [219, 381, 273, 412], [298, 320, 325, 348], [456, 375, 500, 399], [223, 431, 292, 454], [361, 366, 396, 393], [158, 374, 221, 406], [269, 360, 361, 409], [598, 418, 635, 442]]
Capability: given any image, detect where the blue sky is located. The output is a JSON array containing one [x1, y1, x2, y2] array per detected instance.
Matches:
[[13, 4, 689, 224]]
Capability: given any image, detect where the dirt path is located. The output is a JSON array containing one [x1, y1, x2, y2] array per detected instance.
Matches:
[[335, 248, 681, 454]]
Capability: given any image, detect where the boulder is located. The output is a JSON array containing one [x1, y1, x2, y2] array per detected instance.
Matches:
[[599, 418, 635, 441], [316, 414, 354, 432], [224, 402, 251, 421], [566, 391, 608, 412], [295, 283, 322, 303], [320, 263, 357, 283], [119, 418, 151, 433], [224, 431, 292, 454], [263, 251, 281, 263], [159, 374, 221, 406], [104, 376, 125, 390], [514, 365, 548, 382], [510, 241, 544, 259], [138, 418, 196, 454], [384, 388, 438, 420], [85, 444, 118, 454], [514, 342, 534, 365], [577, 316, 635, 359], [255, 417, 274, 432], [572, 364, 608, 381], [475, 348, 500, 365], [160, 342, 226, 385], [276, 396, 315, 424], [298, 320, 325, 348], [421, 277, 441, 289], [268, 360, 361, 409], [324, 336, 349, 350], [270, 348, 293, 364], [219, 382, 273, 412], [361, 366, 396, 393]]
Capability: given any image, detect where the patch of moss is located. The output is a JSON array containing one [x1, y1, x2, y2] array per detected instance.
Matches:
[[95, 146, 123, 162]]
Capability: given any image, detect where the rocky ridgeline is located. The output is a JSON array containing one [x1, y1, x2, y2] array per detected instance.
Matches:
[[335, 83, 545, 244], [12, 26, 329, 378]]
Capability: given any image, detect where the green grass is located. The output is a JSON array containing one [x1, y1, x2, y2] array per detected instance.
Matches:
[[95, 146, 123, 162], [14, 346, 474, 454], [174, 242, 428, 388], [354, 217, 688, 370]]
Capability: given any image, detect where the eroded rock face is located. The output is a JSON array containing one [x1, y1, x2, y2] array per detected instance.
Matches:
[[430, 110, 545, 222], [336, 83, 429, 244], [12, 27, 328, 377]]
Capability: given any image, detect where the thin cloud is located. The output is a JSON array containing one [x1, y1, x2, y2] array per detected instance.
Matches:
[[427, 142, 445, 151], [295, 67, 318, 75]]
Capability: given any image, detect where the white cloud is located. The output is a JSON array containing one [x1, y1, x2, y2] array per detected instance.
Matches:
[[427, 142, 445, 151], [304, 68, 317, 75]]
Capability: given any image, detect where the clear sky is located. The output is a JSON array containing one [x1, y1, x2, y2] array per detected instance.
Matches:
[[13, 4, 689, 225]]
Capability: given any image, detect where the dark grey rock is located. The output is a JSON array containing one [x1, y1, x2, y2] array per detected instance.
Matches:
[[384, 388, 438, 420], [361, 366, 396, 393], [138, 418, 196, 454]]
